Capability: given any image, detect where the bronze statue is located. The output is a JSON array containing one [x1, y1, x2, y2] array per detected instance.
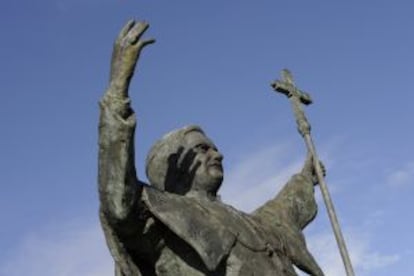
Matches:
[[98, 20, 324, 276]]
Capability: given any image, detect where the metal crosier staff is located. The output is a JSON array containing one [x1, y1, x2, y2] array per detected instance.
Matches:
[[271, 69, 355, 276]]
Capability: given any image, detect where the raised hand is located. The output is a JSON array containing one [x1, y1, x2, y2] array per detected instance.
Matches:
[[109, 20, 155, 96]]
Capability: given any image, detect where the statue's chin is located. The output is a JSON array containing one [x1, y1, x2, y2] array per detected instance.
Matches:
[[208, 175, 223, 194], [191, 168, 223, 196], [208, 166, 223, 179]]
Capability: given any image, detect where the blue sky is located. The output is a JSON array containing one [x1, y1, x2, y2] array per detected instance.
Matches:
[[1, 1, 413, 275]]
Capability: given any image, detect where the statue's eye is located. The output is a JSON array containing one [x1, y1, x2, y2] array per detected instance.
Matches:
[[196, 144, 209, 153]]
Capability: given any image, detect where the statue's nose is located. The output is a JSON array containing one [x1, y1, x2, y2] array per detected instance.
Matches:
[[212, 150, 223, 162]]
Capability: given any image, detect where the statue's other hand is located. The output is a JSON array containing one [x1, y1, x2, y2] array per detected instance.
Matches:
[[313, 160, 326, 185], [302, 155, 326, 185], [109, 20, 155, 92]]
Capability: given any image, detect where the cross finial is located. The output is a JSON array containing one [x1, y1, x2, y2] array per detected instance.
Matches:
[[282, 69, 295, 86], [271, 69, 312, 105]]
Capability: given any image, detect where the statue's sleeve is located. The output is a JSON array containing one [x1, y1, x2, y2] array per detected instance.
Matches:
[[252, 173, 324, 276], [98, 92, 142, 223], [252, 172, 317, 231]]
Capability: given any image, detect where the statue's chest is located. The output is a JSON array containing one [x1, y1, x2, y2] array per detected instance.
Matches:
[[225, 241, 297, 276], [215, 207, 297, 275], [153, 239, 294, 276]]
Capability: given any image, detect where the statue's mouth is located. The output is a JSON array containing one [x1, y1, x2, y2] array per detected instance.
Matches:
[[209, 162, 223, 171]]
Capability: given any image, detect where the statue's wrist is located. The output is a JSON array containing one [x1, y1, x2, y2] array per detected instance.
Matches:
[[103, 86, 132, 118], [110, 78, 130, 94]]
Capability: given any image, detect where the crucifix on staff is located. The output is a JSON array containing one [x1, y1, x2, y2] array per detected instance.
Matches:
[[271, 69, 355, 276]]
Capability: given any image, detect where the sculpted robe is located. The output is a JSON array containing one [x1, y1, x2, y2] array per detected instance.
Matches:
[[98, 96, 323, 276]]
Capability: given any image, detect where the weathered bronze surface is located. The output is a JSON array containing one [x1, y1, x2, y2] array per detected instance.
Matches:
[[98, 20, 324, 276]]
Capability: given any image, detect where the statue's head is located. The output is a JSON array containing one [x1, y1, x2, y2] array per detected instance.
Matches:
[[146, 125, 224, 197]]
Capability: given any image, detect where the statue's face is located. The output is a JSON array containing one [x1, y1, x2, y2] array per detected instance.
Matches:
[[183, 131, 224, 194]]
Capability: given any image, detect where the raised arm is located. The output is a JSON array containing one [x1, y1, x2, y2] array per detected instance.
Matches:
[[252, 153, 325, 276], [252, 152, 322, 229], [98, 20, 154, 221]]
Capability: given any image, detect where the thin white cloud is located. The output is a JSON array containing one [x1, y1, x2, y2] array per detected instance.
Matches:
[[221, 142, 303, 212], [305, 230, 399, 276], [387, 161, 414, 188], [0, 219, 113, 276]]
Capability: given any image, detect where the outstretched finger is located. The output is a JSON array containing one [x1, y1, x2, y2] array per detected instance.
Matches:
[[118, 19, 135, 41], [318, 161, 327, 177], [126, 21, 150, 45], [140, 38, 156, 47]]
